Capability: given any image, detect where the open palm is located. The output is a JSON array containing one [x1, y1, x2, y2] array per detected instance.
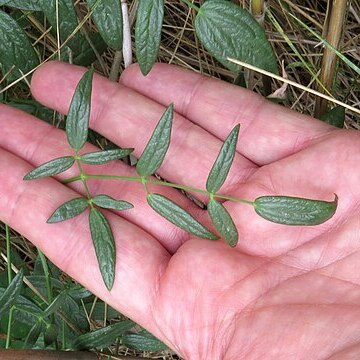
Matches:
[[1, 62, 360, 359]]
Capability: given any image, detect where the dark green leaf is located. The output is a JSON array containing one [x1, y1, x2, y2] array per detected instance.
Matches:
[[0, 269, 23, 313], [89, 208, 115, 290], [26, 275, 64, 297], [72, 320, 134, 350], [80, 148, 134, 165], [23, 156, 75, 180], [47, 197, 89, 223], [67, 284, 92, 300], [208, 199, 238, 247], [43, 293, 67, 317], [254, 195, 338, 225], [41, 0, 83, 51], [84, 302, 120, 321], [59, 294, 89, 331], [122, 329, 168, 352], [0, 10, 39, 82], [44, 323, 58, 347], [87, 0, 123, 50], [0, 0, 42, 10], [66, 69, 94, 150], [319, 106, 345, 128], [136, 104, 173, 177], [135, 0, 164, 75], [92, 195, 133, 211], [23, 321, 42, 348], [206, 124, 239, 193], [147, 193, 218, 240], [195, 0, 278, 73]]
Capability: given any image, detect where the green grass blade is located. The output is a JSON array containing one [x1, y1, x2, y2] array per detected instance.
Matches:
[[208, 199, 238, 247], [24, 156, 75, 180], [136, 104, 173, 177], [66, 69, 94, 151], [147, 193, 219, 240], [206, 124, 240, 193], [89, 208, 116, 291]]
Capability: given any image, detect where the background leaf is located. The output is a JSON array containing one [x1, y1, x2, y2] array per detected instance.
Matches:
[[319, 106, 345, 128], [147, 193, 218, 240], [206, 124, 239, 193], [72, 320, 134, 350], [254, 195, 338, 225], [92, 195, 133, 211], [0, 268, 23, 313], [87, 0, 123, 50], [136, 104, 173, 177], [207, 199, 238, 247], [47, 197, 89, 223], [89, 208, 116, 290], [195, 0, 278, 74], [135, 0, 164, 75], [23, 156, 75, 180], [80, 148, 134, 165], [0, 0, 42, 10], [66, 69, 94, 151], [0, 10, 39, 81], [122, 329, 168, 352]]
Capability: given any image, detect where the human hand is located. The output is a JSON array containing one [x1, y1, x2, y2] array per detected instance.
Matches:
[[1, 62, 359, 359]]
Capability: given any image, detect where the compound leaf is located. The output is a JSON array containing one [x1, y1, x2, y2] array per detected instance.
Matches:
[[0, 0, 42, 10], [207, 199, 238, 247], [80, 148, 134, 165], [47, 197, 89, 223], [147, 193, 218, 240], [195, 0, 278, 74], [92, 195, 133, 211], [135, 0, 164, 75], [0, 268, 23, 313], [87, 0, 123, 50], [254, 195, 338, 226], [206, 124, 239, 193], [66, 69, 94, 150], [89, 208, 115, 291], [23, 156, 75, 180], [73, 320, 134, 350], [0, 10, 39, 81], [136, 104, 173, 177]]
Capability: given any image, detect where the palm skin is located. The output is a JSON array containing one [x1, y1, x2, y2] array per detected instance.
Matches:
[[1, 62, 360, 359]]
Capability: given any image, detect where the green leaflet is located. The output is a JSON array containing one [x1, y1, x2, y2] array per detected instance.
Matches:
[[47, 197, 89, 223], [89, 208, 116, 291], [254, 195, 338, 226], [92, 195, 133, 211], [66, 69, 94, 151], [0, 269, 23, 313], [320, 106, 345, 128], [136, 104, 173, 177], [23, 156, 75, 180], [195, 0, 278, 74], [208, 199, 238, 247], [87, 0, 123, 50], [206, 124, 240, 193], [80, 148, 134, 165], [122, 329, 168, 352], [72, 320, 135, 350], [135, 0, 164, 75], [0, 10, 39, 81], [0, 0, 42, 10], [147, 193, 219, 240]]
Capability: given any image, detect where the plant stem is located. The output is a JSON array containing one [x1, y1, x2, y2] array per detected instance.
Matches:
[[5, 223, 13, 349], [180, 0, 200, 12], [75, 154, 93, 201], [63, 173, 255, 206]]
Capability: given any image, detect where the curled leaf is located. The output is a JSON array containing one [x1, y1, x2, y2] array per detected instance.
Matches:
[[24, 156, 75, 180], [147, 193, 218, 240], [254, 195, 338, 225]]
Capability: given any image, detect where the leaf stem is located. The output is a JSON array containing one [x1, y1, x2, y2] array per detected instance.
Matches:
[[180, 0, 200, 12], [75, 154, 93, 202], [63, 173, 255, 206]]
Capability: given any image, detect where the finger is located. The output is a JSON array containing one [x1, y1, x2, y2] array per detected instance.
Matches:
[[0, 147, 170, 339], [31, 61, 257, 195], [120, 63, 336, 165], [0, 103, 205, 253]]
